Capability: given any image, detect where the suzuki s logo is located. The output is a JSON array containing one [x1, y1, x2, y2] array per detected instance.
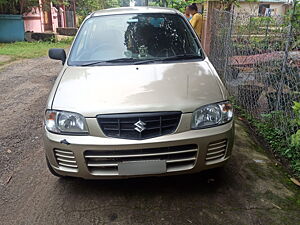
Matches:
[[134, 120, 146, 133]]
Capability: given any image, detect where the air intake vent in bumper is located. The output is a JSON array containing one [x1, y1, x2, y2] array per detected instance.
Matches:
[[206, 140, 227, 163], [84, 144, 198, 176], [54, 149, 78, 172]]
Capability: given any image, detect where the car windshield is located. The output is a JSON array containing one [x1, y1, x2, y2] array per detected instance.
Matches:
[[68, 13, 204, 66]]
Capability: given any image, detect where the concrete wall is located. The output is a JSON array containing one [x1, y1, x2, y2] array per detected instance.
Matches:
[[0, 14, 24, 42]]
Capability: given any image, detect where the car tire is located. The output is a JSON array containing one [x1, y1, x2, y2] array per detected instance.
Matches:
[[46, 157, 64, 177]]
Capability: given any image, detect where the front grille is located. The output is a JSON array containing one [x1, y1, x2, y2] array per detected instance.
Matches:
[[97, 112, 181, 140], [84, 144, 198, 176], [205, 140, 227, 163], [54, 149, 78, 171]]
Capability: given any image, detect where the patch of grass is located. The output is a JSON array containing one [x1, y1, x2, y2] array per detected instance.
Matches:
[[270, 164, 300, 208], [262, 190, 298, 210], [252, 114, 300, 179], [0, 39, 72, 66], [234, 102, 300, 179]]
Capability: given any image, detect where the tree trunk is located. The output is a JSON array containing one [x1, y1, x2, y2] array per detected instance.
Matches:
[[20, 0, 25, 14]]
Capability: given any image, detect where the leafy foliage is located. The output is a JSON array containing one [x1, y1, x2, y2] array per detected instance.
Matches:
[[234, 102, 300, 178], [0, 0, 69, 14], [75, 0, 124, 25], [291, 102, 300, 146], [283, 0, 300, 50], [76, 0, 122, 17], [291, 0, 300, 49], [0, 0, 38, 14], [149, 0, 203, 12]]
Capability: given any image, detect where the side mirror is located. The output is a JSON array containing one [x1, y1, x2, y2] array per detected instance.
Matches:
[[49, 48, 66, 65]]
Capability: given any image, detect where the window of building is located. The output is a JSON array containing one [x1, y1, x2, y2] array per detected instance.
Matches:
[[258, 4, 270, 16]]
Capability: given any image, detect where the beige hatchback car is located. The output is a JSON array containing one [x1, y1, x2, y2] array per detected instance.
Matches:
[[44, 7, 234, 179]]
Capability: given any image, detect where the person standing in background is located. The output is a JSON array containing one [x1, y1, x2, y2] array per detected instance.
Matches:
[[188, 3, 203, 40], [184, 6, 192, 21]]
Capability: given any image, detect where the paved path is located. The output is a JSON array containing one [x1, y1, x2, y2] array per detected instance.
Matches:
[[0, 57, 299, 225]]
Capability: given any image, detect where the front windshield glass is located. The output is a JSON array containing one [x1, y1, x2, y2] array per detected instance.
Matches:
[[68, 13, 204, 66]]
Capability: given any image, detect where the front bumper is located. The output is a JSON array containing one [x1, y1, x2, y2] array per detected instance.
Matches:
[[44, 119, 234, 179]]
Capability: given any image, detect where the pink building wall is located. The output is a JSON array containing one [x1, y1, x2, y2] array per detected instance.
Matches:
[[23, 7, 43, 32], [23, 0, 70, 33]]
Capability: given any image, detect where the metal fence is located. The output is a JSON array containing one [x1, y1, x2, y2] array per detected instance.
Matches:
[[209, 8, 300, 140]]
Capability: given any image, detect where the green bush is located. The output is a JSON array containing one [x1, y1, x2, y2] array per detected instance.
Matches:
[[291, 102, 300, 146], [253, 107, 300, 177], [250, 16, 275, 26], [286, 102, 300, 176], [234, 101, 300, 178]]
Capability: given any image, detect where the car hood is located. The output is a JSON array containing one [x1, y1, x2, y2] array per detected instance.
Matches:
[[52, 60, 226, 117]]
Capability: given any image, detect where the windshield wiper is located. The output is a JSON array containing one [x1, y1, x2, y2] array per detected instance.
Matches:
[[134, 54, 202, 65], [161, 54, 202, 61], [80, 54, 202, 66], [81, 58, 136, 66]]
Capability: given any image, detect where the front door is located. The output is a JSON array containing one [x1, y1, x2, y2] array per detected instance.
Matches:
[[43, 10, 52, 31]]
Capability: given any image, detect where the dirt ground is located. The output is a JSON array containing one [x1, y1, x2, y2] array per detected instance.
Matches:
[[0, 57, 299, 225], [0, 55, 11, 63]]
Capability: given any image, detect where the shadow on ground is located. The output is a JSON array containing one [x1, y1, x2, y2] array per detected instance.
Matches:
[[38, 122, 300, 225]]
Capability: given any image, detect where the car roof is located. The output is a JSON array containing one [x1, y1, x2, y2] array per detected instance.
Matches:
[[91, 7, 179, 17]]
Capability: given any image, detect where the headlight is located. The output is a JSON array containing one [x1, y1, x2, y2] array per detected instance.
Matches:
[[191, 101, 233, 129], [45, 110, 89, 134]]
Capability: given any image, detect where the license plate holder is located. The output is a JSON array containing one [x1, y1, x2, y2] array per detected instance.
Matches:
[[118, 160, 166, 176]]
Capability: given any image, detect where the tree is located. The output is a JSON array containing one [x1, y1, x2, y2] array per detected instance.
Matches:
[[76, 0, 121, 17], [149, 0, 204, 13], [0, 0, 68, 15], [291, 0, 300, 49], [0, 0, 39, 14], [75, 0, 123, 26]]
